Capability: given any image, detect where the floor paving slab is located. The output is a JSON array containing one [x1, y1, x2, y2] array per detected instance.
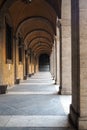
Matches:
[[0, 72, 74, 130]]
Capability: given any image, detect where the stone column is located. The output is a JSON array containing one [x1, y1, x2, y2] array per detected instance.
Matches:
[[0, 14, 4, 84], [53, 42, 56, 82], [50, 48, 54, 78], [59, 0, 72, 94], [31, 52, 34, 75], [34, 55, 36, 73], [51, 44, 55, 79], [69, 0, 87, 129], [23, 45, 25, 78], [54, 38, 57, 84], [28, 55, 31, 76], [13, 35, 17, 83], [50, 52, 52, 74], [55, 25, 60, 85]]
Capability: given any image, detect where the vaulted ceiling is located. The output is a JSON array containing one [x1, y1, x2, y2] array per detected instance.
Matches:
[[0, 0, 62, 56]]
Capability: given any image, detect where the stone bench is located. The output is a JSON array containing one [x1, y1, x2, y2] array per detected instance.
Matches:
[[0, 85, 7, 94]]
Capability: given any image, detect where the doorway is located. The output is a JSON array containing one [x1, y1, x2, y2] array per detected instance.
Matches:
[[39, 54, 50, 72]]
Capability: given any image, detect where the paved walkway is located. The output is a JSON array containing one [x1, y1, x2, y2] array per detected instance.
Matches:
[[0, 72, 75, 130]]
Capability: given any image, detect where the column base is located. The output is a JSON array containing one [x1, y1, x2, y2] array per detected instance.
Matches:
[[69, 104, 87, 130], [69, 104, 79, 129], [28, 73, 34, 77], [55, 80, 59, 85], [32, 73, 34, 75], [28, 74, 32, 77], [58, 86, 62, 95], [0, 85, 7, 94], [58, 86, 72, 95], [15, 78, 20, 84], [23, 75, 27, 80]]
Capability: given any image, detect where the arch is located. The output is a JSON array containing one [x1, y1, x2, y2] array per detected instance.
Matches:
[[24, 29, 54, 42], [0, 0, 62, 18], [25, 36, 52, 45], [16, 16, 55, 35], [32, 44, 51, 52], [34, 46, 51, 55], [31, 41, 52, 50], [28, 37, 52, 48], [24, 31, 53, 47], [1, 0, 57, 31], [37, 51, 50, 57]]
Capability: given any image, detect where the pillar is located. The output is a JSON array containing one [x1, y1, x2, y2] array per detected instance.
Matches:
[[55, 25, 60, 85], [50, 44, 55, 79], [14, 35, 17, 83], [34, 55, 36, 73], [69, 0, 87, 129], [50, 48, 54, 78], [53, 42, 56, 81], [28, 55, 31, 76], [59, 0, 72, 94], [0, 13, 4, 84]]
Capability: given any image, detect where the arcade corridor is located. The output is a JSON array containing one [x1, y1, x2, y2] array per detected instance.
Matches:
[[0, 72, 73, 130], [0, 0, 87, 129]]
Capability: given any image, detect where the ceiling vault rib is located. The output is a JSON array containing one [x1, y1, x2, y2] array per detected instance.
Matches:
[[24, 29, 54, 42], [16, 16, 56, 34]]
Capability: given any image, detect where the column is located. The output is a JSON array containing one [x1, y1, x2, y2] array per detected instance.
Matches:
[[0, 14, 4, 84], [69, 0, 87, 129], [50, 48, 54, 78], [55, 26, 60, 85], [51, 44, 55, 80], [14, 35, 17, 83], [53, 42, 56, 82], [59, 0, 72, 94]]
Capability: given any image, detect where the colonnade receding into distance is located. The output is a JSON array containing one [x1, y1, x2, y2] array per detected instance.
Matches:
[[0, 0, 87, 129]]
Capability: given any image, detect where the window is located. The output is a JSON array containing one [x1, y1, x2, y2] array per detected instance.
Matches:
[[6, 22, 13, 63], [18, 37, 23, 63]]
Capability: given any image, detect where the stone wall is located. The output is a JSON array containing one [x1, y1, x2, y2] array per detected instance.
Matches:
[[0, 13, 15, 85]]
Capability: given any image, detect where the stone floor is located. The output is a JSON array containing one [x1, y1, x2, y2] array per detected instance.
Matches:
[[0, 72, 76, 130]]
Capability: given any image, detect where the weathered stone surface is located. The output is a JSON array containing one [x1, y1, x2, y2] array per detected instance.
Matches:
[[60, 0, 72, 95]]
